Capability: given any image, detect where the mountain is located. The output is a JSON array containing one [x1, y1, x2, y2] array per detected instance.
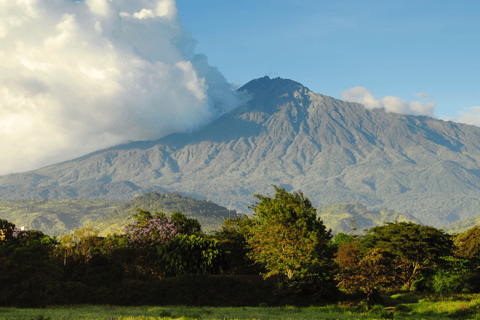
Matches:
[[316, 202, 421, 235], [2, 76, 480, 227], [439, 214, 480, 234]]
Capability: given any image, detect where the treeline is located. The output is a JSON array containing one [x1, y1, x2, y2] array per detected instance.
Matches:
[[1, 185, 480, 309]]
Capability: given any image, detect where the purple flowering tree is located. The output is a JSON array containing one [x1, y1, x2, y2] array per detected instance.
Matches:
[[122, 209, 179, 279], [124, 213, 178, 249]]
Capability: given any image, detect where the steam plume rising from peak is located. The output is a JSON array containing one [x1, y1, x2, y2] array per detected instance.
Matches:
[[0, 0, 250, 175]]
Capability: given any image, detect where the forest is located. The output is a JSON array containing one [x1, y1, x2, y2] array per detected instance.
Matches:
[[1, 185, 480, 319]]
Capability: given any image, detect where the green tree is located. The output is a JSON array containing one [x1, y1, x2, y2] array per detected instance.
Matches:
[[158, 234, 227, 277], [330, 232, 355, 251], [359, 222, 454, 291], [170, 211, 202, 236], [243, 185, 334, 279], [213, 215, 264, 275], [454, 226, 480, 268], [0, 240, 63, 308]]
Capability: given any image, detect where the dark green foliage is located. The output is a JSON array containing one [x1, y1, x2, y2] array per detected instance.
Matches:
[[431, 269, 469, 294], [455, 226, 480, 268], [158, 235, 227, 277], [82, 253, 124, 288], [213, 215, 265, 275], [395, 303, 413, 313], [0, 241, 63, 308], [40, 234, 60, 246], [359, 222, 454, 291], [12, 229, 47, 248], [330, 232, 354, 250], [369, 304, 391, 318], [416, 256, 480, 294], [277, 273, 340, 305], [30, 275, 287, 307], [57, 252, 124, 288], [243, 185, 334, 280], [170, 211, 202, 235]]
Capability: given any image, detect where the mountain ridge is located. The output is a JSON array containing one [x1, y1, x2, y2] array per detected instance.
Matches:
[[2, 76, 480, 227]]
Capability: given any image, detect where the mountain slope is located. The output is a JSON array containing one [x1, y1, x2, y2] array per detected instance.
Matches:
[[2, 76, 480, 227]]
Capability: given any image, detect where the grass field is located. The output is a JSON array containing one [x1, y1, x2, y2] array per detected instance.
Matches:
[[3, 292, 480, 320]]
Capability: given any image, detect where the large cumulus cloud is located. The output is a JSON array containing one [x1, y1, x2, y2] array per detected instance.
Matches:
[[0, 0, 250, 175]]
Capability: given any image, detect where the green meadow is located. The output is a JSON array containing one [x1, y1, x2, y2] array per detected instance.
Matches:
[[3, 292, 480, 320]]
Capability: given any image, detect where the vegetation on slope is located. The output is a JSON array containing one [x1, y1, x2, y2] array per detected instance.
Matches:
[[440, 214, 480, 234], [0, 191, 424, 238], [0, 198, 125, 236], [0, 192, 240, 236], [96, 191, 239, 236]]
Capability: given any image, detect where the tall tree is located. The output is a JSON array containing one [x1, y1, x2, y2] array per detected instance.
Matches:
[[335, 241, 397, 304], [213, 215, 264, 275], [454, 226, 480, 268], [359, 222, 454, 291], [243, 185, 333, 279]]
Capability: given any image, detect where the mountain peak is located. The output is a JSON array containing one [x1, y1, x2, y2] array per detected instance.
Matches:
[[238, 76, 310, 96]]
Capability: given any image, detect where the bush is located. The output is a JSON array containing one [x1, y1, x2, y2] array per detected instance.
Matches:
[[395, 303, 413, 313], [370, 304, 391, 318], [276, 273, 340, 305], [432, 270, 469, 294], [158, 235, 228, 277], [0, 241, 63, 308], [83, 253, 124, 288], [113, 275, 277, 306]]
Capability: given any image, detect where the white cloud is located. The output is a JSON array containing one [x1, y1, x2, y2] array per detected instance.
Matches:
[[415, 92, 434, 99], [86, 0, 109, 17], [438, 106, 480, 127], [341, 86, 436, 117], [0, 0, 250, 175]]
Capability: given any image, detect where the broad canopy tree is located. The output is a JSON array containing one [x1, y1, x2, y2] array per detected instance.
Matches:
[[359, 222, 454, 291], [335, 241, 397, 303], [243, 185, 334, 279]]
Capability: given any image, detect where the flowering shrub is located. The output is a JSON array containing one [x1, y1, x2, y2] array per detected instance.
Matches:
[[124, 209, 178, 249]]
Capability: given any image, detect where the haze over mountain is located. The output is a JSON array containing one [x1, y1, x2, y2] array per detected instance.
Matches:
[[2, 76, 480, 227]]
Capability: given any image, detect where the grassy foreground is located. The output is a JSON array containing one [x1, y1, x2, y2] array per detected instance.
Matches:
[[3, 292, 480, 320]]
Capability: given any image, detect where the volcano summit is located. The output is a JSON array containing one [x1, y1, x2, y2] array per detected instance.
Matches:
[[2, 76, 480, 227]]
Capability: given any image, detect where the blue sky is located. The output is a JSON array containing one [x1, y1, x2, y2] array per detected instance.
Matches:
[[177, 0, 480, 120], [0, 0, 479, 175]]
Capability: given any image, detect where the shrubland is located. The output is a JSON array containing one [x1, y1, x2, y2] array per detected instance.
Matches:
[[1, 185, 480, 319]]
